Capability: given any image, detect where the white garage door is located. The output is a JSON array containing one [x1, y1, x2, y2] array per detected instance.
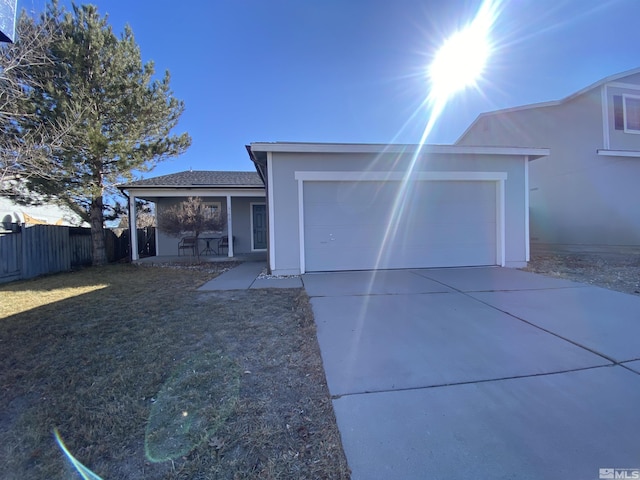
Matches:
[[303, 180, 498, 272]]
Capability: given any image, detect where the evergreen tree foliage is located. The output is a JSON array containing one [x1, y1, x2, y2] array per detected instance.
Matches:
[[0, 10, 68, 188], [18, 2, 191, 265]]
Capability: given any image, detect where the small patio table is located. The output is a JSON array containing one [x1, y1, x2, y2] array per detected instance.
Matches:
[[200, 236, 221, 255]]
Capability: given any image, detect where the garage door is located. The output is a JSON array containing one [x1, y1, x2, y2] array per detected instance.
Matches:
[[303, 180, 498, 272]]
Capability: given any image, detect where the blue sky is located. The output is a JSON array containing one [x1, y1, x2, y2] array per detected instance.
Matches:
[[21, 0, 640, 178]]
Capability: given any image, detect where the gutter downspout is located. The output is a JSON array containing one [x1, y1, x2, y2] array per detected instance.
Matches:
[[246, 145, 271, 273]]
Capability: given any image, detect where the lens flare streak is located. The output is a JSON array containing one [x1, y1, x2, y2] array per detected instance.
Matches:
[[374, 0, 499, 271]]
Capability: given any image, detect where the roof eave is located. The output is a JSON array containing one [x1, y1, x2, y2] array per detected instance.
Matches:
[[246, 144, 267, 184], [457, 66, 640, 143], [118, 183, 264, 190], [249, 142, 548, 157]]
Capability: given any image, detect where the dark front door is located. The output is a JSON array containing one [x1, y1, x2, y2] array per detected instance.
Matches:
[[252, 204, 267, 250]]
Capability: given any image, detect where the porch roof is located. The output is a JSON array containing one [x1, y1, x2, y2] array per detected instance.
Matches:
[[119, 170, 264, 189]]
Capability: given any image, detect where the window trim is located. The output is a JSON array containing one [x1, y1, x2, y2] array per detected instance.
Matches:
[[622, 94, 640, 134], [202, 201, 222, 220]]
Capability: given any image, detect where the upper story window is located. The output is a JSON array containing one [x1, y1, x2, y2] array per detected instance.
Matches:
[[624, 95, 640, 132], [613, 94, 640, 133]]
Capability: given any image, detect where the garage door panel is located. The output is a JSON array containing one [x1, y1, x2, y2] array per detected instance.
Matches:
[[305, 197, 392, 219], [304, 203, 388, 227], [305, 245, 496, 271], [305, 225, 388, 248], [306, 182, 495, 223], [408, 182, 496, 218], [306, 221, 495, 248], [305, 181, 398, 204], [305, 204, 495, 229], [303, 180, 498, 272]]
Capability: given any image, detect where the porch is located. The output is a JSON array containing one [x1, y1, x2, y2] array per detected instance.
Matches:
[[118, 171, 266, 262], [133, 251, 267, 265]]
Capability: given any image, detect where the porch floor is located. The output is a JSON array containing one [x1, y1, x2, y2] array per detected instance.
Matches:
[[134, 252, 267, 265]]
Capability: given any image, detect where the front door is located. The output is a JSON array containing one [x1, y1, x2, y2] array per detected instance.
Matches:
[[252, 204, 267, 250]]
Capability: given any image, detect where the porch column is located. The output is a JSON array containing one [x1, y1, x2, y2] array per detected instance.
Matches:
[[226, 195, 233, 257], [129, 194, 139, 261]]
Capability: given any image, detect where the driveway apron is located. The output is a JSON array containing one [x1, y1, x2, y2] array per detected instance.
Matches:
[[303, 267, 640, 480]]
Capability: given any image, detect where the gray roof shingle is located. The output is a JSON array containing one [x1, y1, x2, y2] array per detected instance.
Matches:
[[121, 170, 263, 188]]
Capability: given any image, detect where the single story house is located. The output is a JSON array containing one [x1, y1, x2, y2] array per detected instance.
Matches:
[[457, 67, 640, 254], [119, 143, 547, 274], [246, 142, 548, 275], [119, 171, 266, 259]]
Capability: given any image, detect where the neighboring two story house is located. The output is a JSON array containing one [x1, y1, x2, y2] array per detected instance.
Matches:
[[457, 67, 640, 254]]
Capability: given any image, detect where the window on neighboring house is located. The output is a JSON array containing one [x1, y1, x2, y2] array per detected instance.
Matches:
[[613, 94, 640, 133]]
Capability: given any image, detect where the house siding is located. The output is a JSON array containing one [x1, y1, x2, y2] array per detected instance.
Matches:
[[458, 75, 640, 252], [268, 150, 530, 275], [229, 197, 255, 253]]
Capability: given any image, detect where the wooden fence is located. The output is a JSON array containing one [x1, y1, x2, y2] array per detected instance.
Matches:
[[0, 224, 155, 284], [0, 224, 90, 283], [106, 227, 156, 261]]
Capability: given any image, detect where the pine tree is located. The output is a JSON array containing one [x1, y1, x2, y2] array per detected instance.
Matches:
[[0, 10, 70, 187], [22, 2, 191, 265]]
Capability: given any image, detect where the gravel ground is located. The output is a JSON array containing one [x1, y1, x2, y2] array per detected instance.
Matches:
[[522, 252, 640, 296]]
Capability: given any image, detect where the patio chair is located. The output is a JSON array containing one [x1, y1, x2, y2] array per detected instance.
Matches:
[[178, 237, 197, 256], [217, 235, 235, 255]]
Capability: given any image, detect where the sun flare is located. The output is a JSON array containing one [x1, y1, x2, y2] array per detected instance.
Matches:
[[428, 0, 497, 104], [415, 0, 499, 146]]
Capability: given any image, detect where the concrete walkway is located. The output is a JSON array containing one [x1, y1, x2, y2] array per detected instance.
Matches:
[[303, 267, 640, 480], [198, 261, 302, 290]]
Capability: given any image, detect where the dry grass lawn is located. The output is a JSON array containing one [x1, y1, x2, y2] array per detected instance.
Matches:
[[0, 264, 350, 479]]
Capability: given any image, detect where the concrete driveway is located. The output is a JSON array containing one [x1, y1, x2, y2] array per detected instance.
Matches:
[[303, 267, 640, 480]]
